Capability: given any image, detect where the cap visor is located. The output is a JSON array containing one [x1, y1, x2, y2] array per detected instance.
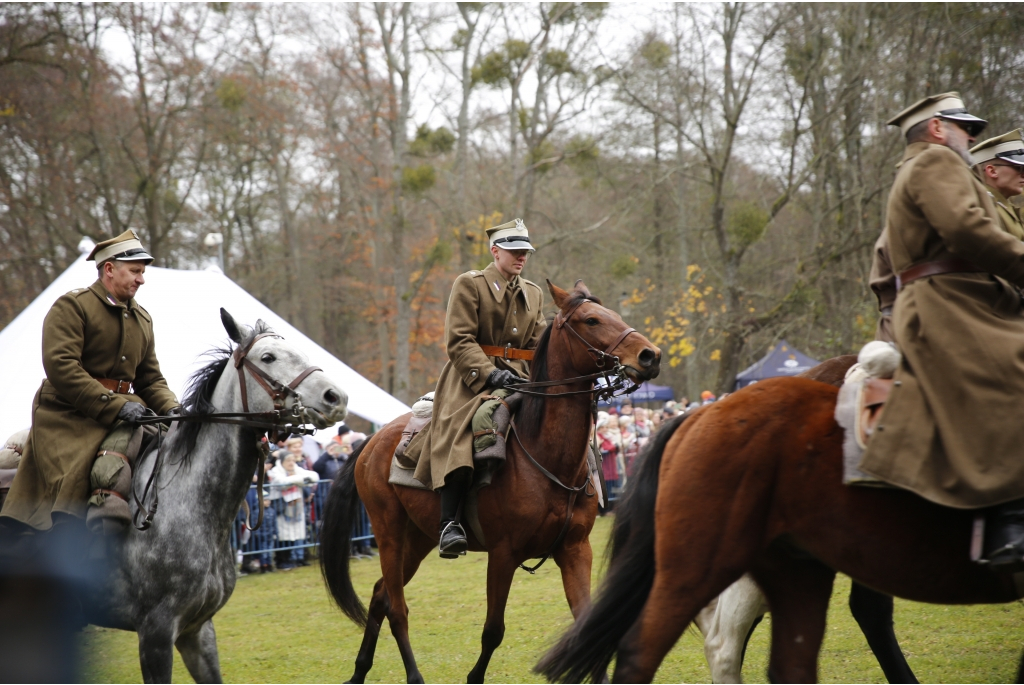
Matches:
[[494, 241, 535, 252], [115, 251, 154, 262], [939, 113, 988, 135], [997, 153, 1024, 166]]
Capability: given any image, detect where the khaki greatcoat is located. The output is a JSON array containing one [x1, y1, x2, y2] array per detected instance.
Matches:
[[869, 229, 897, 343], [986, 186, 1024, 241], [861, 142, 1024, 508], [0, 280, 179, 529], [407, 262, 546, 490]]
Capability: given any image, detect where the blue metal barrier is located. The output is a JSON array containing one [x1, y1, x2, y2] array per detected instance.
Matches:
[[230, 480, 374, 569]]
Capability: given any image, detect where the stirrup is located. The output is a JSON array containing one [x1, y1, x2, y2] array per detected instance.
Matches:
[[439, 521, 467, 559]]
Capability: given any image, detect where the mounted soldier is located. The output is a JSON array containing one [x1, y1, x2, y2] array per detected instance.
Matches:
[[405, 218, 547, 558], [859, 92, 1024, 568], [970, 128, 1024, 240], [0, 230, 181, 536]]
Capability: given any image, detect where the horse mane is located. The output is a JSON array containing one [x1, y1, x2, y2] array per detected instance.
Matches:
[[175, 320, 275, 459], [517, 290, 600, 436]]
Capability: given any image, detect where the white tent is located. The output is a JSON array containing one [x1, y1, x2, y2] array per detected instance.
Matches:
[[0, 241, 410, 442]]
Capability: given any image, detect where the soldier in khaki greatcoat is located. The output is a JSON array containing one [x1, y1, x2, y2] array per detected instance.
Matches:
[[970, 129, 1024, 240], [859, 93, 1024, 568], [0, 230, 180, 533], [405, 219, 546, 558]]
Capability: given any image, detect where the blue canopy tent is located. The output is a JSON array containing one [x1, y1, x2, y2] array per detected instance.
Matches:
[[597, 380, 676, 408], [734, 339, 820, 390]]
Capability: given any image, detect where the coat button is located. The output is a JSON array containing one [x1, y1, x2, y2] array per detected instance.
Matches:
[[100, 395, 109, 402], [123, 312, 128, 318], [471, 371, 477, 377], [121, 356, 126, 361], [513, 327, 518, 333]]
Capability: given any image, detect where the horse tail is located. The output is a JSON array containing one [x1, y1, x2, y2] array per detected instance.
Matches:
[[536, 412, 691, 683], [319, 439, 369, 627]]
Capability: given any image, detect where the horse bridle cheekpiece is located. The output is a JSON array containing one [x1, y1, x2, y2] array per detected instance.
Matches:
[[555, 298, 638, 370], [232, 331, 322, 419]]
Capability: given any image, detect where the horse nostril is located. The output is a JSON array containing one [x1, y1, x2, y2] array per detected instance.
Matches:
[[324, 389, 340, 406], [639, 349, 656, 368]]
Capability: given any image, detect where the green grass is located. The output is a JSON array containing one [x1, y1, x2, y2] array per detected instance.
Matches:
[[83, 515, 1024, 683]]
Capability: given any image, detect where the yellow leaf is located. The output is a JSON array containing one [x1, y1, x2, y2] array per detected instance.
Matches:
[[710, 349, 721, 361]]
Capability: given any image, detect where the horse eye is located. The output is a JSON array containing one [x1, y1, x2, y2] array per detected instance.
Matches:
[[585, 317, 599, 326], [261, 353, 276, 363]]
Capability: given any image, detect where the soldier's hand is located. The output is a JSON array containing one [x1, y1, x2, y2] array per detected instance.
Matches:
[[117, 401, 148, 425], [487, 369, 526, 389]]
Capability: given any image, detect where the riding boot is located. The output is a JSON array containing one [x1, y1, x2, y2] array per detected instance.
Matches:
[[438, 467, 471, 559], [983, 498, 1024, 570]]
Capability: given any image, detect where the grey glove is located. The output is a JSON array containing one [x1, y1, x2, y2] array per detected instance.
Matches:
[[117, 401, 147, 425], [487, 369, 525, 389]]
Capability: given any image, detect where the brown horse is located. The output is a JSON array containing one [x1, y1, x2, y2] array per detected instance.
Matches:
[[537, 371, 1022, 683], [319, 280, 661, 684]]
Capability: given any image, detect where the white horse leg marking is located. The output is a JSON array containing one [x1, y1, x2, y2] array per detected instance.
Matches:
[[696, 574, 770, 683]]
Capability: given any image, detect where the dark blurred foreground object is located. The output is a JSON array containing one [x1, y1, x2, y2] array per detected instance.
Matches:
[[0, 515, 106, 683]]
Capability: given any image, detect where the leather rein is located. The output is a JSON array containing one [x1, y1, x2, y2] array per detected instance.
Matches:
[[129, 332, 323, 532], [505, 298, 640, 573]]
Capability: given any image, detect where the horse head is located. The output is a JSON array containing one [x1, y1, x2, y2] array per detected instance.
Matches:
[[546, 280, 661, 384], [220, 309, 348, 429]]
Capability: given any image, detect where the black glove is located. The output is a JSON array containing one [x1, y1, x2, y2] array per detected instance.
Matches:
[[117, 401, 147, 425], [486, 369, 525, 389]]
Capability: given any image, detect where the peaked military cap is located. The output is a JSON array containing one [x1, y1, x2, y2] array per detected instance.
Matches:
[[971, 129, 1024, 167], [887, 92, 988, 137], [87, 229, 153, 264], [485, 218, 534, 252]]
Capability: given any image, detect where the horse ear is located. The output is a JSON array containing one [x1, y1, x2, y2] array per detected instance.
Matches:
[[547, 279, 571, 309], [221, 308, 243, 344], [573, 279, 594, 299]]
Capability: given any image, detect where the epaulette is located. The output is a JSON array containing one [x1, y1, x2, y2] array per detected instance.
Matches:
[[466, 269, 487, 278], [67, 288, 89, 298]]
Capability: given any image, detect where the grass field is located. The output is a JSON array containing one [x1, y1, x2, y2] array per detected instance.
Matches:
[[83, 515, 1024, 683]]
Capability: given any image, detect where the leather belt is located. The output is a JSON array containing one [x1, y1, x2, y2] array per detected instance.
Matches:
[[95, 377, 134, 394], [896, 258, 984, 291], [480, 344, 534, 361]]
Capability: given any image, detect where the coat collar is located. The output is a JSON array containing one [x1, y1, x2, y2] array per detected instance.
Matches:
[[483, 262, 522, 305], [89, 279, 135, 311]]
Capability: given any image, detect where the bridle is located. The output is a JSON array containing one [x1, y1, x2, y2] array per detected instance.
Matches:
[[507, 298, 642, 400], [131, 332, 325, 532]]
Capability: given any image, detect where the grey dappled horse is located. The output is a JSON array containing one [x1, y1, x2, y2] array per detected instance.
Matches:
[[83, 310, 347, 682]]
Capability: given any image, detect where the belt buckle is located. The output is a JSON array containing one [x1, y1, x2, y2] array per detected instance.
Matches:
[[504, 343, 511, 360]]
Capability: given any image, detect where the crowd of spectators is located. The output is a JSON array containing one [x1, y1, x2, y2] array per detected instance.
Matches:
[[597, 391, 723, 507], [235, 423, 367, 574]]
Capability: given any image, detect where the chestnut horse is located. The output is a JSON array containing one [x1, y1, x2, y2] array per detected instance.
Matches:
[[319, 280, 661, 684], [538, 372, 1022, 683]]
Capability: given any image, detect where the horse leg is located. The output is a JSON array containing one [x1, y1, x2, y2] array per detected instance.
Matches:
[[751, 549, 835, 684], [697, 574, 770, 684], [466, 548, 518, 684], [550, 537, 606, 681], [175, 620, 223, 684], [137, 613, 178, 684], [848, 582, 917, 684], [384, 526, 436, 685], [348, 577, 391, 684]]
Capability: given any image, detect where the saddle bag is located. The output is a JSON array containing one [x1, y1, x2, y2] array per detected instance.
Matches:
[[394, 393, 434, 469], [86, 421, 163, 534]]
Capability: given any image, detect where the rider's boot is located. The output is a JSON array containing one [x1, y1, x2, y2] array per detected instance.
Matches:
[[438, 467, 471, 559], [983, 498, 1024, 570]]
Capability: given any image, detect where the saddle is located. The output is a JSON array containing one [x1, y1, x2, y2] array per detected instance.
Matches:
[[835, 341, 900, 487], [855, 377, 893, 449]]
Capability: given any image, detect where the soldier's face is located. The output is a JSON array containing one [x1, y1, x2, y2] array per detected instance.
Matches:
[[985, 162, 1024, 198], [104, 261, 147, 301], [491, 246, 531, 279]]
